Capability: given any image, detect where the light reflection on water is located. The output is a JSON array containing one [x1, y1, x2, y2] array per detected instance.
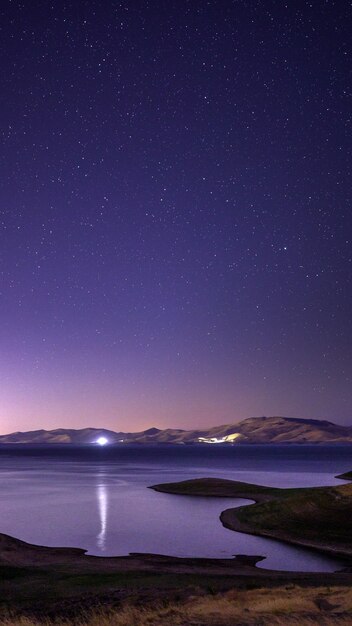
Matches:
[[0, 444, 351, 572], [96, 473, 108, 551]]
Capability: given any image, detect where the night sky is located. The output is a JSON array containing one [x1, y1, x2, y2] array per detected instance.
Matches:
[[1, 1, 351, 433]]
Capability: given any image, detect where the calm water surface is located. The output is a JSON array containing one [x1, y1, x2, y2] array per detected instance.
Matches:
[[0, 444, 351, 572]]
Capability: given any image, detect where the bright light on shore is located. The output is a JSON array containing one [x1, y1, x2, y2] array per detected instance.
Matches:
[[96, 436, 108, 446]]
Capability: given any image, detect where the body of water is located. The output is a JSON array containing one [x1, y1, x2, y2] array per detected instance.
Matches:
[[0, 444, 351, 572]]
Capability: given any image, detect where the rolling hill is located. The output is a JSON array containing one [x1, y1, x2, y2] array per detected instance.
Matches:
[[0, 416, 351, 445]]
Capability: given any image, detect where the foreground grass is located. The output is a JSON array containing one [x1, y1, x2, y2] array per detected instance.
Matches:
[[1, 586, 352, 625]]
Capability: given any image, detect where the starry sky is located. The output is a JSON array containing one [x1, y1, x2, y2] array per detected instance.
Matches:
[[1, 0, 351, 434]]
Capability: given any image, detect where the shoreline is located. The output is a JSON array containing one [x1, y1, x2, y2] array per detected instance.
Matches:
[[1, 474, 352, 617], [150, 475, 352, 563], [2, 474, 350, 573], [0, 530, 351, 580], [220, 507, 352, 560]]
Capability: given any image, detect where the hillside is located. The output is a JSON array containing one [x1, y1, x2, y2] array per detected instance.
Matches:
[[0, 416, 351, 445], [223, 481, 352, 557], [151, 474, 352, 558]]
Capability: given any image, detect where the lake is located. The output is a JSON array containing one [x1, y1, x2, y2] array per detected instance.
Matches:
[[0, 444, 351, 572]]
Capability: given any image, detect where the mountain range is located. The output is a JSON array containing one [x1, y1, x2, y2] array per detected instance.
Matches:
[[0, 416, 352, 445]]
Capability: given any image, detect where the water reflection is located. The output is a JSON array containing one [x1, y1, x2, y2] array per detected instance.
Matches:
[[96, 471, 108, 551], [0, 448, 349, 572]]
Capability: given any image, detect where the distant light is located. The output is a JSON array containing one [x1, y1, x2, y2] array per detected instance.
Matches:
[[96, 436, 108, 446]]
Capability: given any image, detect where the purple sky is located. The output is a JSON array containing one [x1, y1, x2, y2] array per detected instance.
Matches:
[[1, 1, 351, 433]]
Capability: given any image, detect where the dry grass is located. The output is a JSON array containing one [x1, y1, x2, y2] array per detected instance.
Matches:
[[1, 586, 352, 625]]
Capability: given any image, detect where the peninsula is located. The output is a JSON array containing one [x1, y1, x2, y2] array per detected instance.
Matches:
[[151, 473, 352, 559]]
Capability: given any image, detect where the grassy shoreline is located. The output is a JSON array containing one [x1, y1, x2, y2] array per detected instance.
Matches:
[[150, 473, 352, 560], [1, 472, 351, 622]]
